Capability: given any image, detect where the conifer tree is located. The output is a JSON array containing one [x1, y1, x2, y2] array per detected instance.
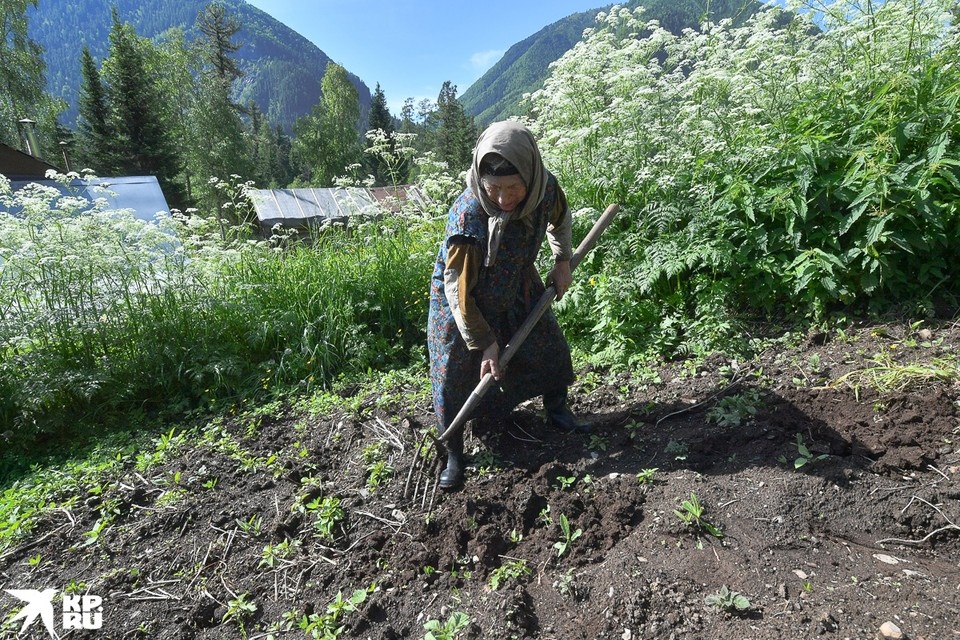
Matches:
[[189, 2, 251, 210], [197, 2, 242, 84], [76, 46, 115, 172], [101, 9, 183, 205], [434, 81, 476, 172], [367, 83, 392, 134]]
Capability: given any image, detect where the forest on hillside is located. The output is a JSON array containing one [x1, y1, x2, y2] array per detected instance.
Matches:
[[1, 0, 479, 212], [25, 0, 371, 133]]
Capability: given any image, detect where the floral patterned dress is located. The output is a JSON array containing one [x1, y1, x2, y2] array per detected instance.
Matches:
[[427, 175, 575, 434]]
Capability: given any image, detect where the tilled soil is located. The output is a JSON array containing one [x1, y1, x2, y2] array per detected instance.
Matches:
[[1, 320, 959, 640]]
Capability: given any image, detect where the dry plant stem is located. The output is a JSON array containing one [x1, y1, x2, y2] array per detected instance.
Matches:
[[0, 524, 70, 562], [876, 496, 960, 546]]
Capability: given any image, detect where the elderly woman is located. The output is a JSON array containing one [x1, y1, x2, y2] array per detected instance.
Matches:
[[427, 120, 590, 489]]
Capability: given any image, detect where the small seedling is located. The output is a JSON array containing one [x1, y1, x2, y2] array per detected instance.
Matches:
[[308, 496, 345, 541], [790, 433, 828, 469], [259, 539, 299, 568], [223, 592, 257, 636], [423, 611, 470, 640], [673, 493, 723, 538], [366, 460, 394, 492], [588, 434, 609, 452], [537, 505, 553, 527], [554, 567, 576, 597], [636, 468, 658, 485], [554, 475, 576, 491], [705, 585, 751, 613], [553, 513, 583, 557], [296, 587, 371, 639], [488, 559, 530, 590], [706, 388, 761, 427], [236, 514, 263, 536]]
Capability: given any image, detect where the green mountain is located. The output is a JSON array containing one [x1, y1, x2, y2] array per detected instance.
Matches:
[[27, 0, 371, 132], [461, 0, 768, 125]]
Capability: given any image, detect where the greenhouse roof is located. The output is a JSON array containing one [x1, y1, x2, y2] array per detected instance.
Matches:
[[249, 185, 429, 230]]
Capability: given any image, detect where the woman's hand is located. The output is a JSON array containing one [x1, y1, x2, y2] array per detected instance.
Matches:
[[481, 341, 502, 380], [548, 260, 573, 300]]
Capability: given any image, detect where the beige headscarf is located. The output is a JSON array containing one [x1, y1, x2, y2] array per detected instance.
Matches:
[[466, 121, 547, 266]]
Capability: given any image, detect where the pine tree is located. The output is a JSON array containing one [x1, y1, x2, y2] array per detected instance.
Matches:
[[434, 81, 476, 172], [197, 2, 242, 84], [188, 2, 251, 211], [102, 8, 183, 205], [367, 83, 393, 134], [75, 46, 115, 172]]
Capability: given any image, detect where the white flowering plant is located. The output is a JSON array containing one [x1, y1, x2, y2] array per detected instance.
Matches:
[[531, 0, 960, 365], [0, 172, 433, 449]]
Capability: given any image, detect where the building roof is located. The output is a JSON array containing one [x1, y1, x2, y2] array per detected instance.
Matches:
[[249, 185, 429, 230], [0, 142, 61, 178], [4, 175, 171, 223]]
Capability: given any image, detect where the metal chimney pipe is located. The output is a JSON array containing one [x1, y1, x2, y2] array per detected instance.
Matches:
[[60, 140, 72, 172], [18, 118, 41, 159]]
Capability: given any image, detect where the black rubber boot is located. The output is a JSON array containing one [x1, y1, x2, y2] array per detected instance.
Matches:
[[544, 388, 592, 433], [439, 429, 465, 490]]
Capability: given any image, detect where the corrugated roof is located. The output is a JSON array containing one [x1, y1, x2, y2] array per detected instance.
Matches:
[[249, 185, 428, 230]]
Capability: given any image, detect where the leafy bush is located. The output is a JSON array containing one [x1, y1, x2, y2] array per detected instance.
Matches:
[[532, 0, 960, 365]]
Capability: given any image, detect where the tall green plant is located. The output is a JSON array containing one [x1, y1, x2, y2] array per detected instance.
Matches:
[[0, 173, 434, 449], [532, 0, 960, 365]]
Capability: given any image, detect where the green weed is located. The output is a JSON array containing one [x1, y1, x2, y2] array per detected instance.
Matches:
[[422, 611, 470, 640], [705, 585, 751, 613], [673, 493, 723, 539]]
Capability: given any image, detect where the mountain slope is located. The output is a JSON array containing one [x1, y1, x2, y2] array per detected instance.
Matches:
[[461, 0, 768, 125], [27, 0, 370, 132]]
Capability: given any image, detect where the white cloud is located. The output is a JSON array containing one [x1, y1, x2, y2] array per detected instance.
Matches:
[[469, 49, 504, 73]]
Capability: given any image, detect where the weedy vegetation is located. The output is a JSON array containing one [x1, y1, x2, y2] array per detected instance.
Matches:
[[705, 585, 752, 614], [673, 493, 723, 539], [422, 611, 470, 640]]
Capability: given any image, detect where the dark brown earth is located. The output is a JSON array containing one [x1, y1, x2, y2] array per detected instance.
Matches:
[[2, 320, 959, 640]]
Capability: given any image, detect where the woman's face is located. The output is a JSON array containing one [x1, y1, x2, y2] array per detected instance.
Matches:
[[481, 174, 527, 212]]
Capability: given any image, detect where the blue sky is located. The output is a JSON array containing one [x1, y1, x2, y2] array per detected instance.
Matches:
[[244, 0, 609, 114]]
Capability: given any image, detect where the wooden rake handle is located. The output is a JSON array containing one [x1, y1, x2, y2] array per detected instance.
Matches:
[[439, 202, 621, 444]]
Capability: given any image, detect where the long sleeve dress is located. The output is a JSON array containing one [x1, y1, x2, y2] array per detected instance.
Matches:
[[427, 171, 575, 434]]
